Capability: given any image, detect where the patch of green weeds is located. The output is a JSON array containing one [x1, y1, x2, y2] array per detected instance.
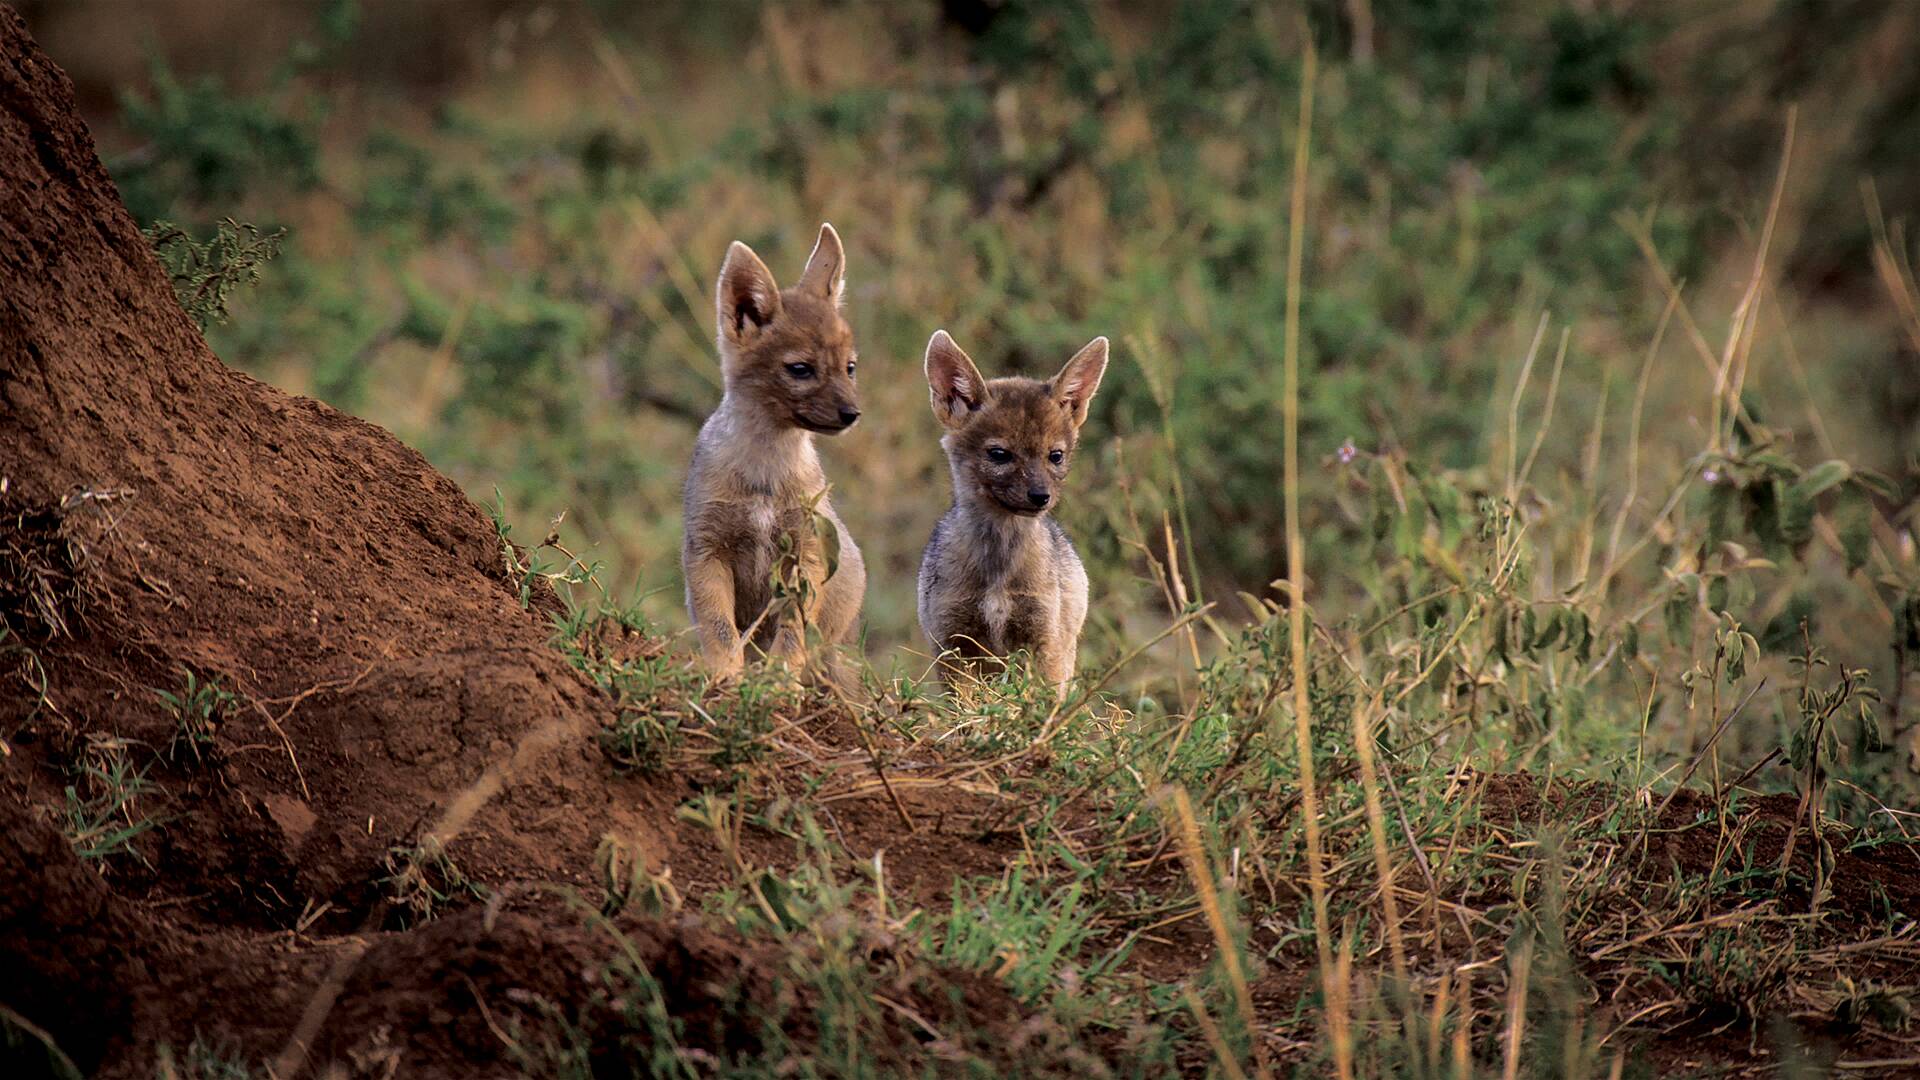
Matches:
[[143, 219, 285, 329], [927, 868, 1125, 1007], [381, 836, 482, 928], [157, 669, 239, 765], [153, 1037, 255, 1079], [705, 668, 804, 778], [595, 831, 681, 918], [63, 734, 160, 870]]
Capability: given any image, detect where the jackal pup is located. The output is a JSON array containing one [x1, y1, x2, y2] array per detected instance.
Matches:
[[683, 223, 866, 679], [916, 330, 1109, 692]]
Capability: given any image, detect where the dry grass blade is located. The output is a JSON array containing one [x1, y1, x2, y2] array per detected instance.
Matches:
[[1713, 106, 1795, 452], [1276, 34, 1346, 1079], [1349, 695, 1409, 980], [1865, 179, 1920, 355], [1596, 293, 1676, 598], [1167, 785, 1269, 1079], [1183, 985, 1252, 1080], [1502, 313, 1552, 504], [1515, 325, 1572, 495], [1500, 938, 1533, 1080]]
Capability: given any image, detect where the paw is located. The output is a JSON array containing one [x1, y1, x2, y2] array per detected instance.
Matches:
[[769, 626, 809, 667], [701, 645, 744, 684]]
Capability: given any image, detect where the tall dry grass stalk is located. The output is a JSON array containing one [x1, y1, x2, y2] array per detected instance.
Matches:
[[1502, 313, 1550, 507], [1714, 106, 1795, 454], [1168, 786, 1268, 1078], [1349, 695, 1408, 980], [1183, 985, 1251, 1080], [1865, 177, 1920, 358], [1277, 35, 1348, 1079], [1500, 939, 1534, 1080]]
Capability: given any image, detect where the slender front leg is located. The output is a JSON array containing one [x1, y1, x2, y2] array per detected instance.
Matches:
[[686, 555, 743, 680], [1036, 638, 1076, 698]]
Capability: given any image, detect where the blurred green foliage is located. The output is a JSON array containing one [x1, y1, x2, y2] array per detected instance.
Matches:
[[98, 0, 1915, 672]]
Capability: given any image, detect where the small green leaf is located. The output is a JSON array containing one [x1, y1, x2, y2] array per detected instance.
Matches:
[[1665, 591, 1695, 646], [1853, 468, 1900, 499], [1776, 480, 1815, 549], [1790, 460, 1852, 500], [1728, 572, 1757, 613], [1533, 607, 1563, 650], [1706, 483, 1737, 554], [1707, 575, 1729, 614], [1834, 486, 1872, 574], [1861, 701, 1888, 753], [813, 509, 842, 583]]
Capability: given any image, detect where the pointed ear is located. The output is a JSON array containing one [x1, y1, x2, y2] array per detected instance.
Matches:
[[716, 241, 781, 342], [924, 330, 989, 429], [1051, 336, 1109, 429], [796, 222, 845, 304]]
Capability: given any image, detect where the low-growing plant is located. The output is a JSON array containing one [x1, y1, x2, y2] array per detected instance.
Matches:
[[380, 836, 481, 928], [143, 218, 285, 329], [489, 495, 600, 609], [595, 831, 681, 918], [927, 868, 1122, 1007], [157, 669, 239, 765], [705, 669, 805, 777], [153, 1037, 255, 1080], [62, 734, 160, 870]]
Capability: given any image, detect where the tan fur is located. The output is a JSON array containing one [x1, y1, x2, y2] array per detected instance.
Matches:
[[683, 224, 866, 679], [916, 330, 1108, 694]]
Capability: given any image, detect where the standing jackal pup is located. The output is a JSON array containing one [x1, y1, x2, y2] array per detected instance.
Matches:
[[683, 223, 866, 680], [917, 330, 1109, 693]]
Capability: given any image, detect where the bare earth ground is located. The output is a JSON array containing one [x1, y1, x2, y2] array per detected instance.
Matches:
[[3, 7, 1919, 1077]]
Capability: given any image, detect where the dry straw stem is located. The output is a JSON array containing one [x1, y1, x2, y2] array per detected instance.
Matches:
[[1614, 218, 1761, 438], [1349, 694, 1409, 980], [1277, 35, 1346, 1078], [1183, 985, 1251, 1080], [1500, 937, 1533, 1080], [621, 201, 723, 392], [1127, 325, 1210, 615], [1166, 785, 1268, 1079], [1596, 294, 1676, 599], [1515, 325, 1572, 497], [1616, 107, 1794, 456], [1501, 312, 1551, 506], [1716, 106, 1795, 454], [1865, 178, 1920, 355]]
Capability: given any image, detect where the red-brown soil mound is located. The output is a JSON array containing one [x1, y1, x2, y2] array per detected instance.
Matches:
[[0, 6, 691, 1073], [0, 0, 666, 931]]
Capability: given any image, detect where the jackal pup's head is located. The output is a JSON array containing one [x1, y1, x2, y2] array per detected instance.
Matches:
[[714, 223, 860, 434], [923, 330, 1109, 517]]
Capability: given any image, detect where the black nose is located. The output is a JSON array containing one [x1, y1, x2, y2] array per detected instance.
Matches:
[[839, 407, 861, 426], [1027, 489, 1050, 508]]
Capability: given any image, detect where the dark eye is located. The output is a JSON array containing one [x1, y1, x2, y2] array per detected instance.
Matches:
[[785, 362, 815, 380], [846, 360, 857, 376], [986, 447, 1013, 464], [1048, 449, 1065, 465]]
